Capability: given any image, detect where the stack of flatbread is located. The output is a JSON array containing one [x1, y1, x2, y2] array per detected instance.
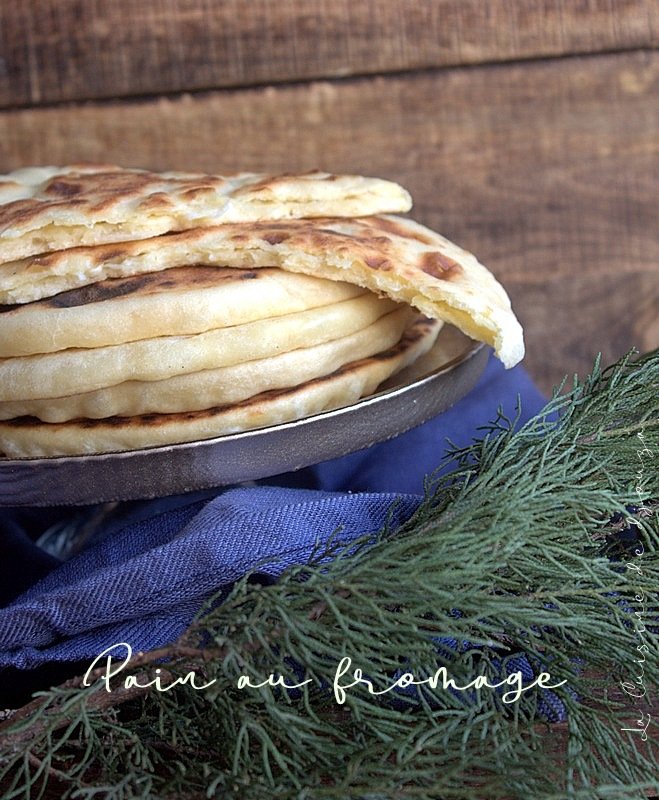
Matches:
[[0, 165, 524, 458]]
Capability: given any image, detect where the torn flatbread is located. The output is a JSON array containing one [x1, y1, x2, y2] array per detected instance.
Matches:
[[0, 215, 524, 366], [0, 165, 411, 263]]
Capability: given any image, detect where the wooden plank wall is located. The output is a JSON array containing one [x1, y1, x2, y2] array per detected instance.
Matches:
[[0, 1, 657, 393]]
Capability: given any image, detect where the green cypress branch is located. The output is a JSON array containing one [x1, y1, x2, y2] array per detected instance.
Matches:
[[0, 349, 657, 799]]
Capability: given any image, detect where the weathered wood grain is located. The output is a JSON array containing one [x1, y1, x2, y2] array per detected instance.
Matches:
[[0, 50, 657, 391], [0, 0, 656, 108]]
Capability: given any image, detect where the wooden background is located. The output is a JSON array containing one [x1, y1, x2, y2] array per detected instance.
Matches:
[[0, 0, 657, 393]]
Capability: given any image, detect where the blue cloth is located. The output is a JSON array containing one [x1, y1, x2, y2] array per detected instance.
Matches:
[[0, 355, 548, 704]]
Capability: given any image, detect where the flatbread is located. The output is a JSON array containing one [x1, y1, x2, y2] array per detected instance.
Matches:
[[0, 317, 440, 457], [0, 266, 365, 357], [0, 165, 411, 263], [0, 215, 523, 366], [0, 307, 418, 421], [0, 293, 399, 402]]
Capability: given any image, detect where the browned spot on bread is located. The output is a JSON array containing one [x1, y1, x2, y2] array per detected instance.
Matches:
[[85, 172, 157, 193], [181, 186, 214, 200], [368, 216, 435, 245], [420, 251, 462, 280], [25, 251, 59, 267], [233, 170, 329, 196], [365, 256, 392, 270], [45, 274, 161, 307], [140, 192, 172, 210], [15, 266, 261, 309], [0, 200, 54, 228], [46, 171, 220, 215], [303, 230, 344, 250], [262, 231, 290, 245], [97, 248, 128, 262], [2, 415, 45, 427], [234, 173, 293, 195], [48, 171, 154, 203], [44, 180, 83, 197]]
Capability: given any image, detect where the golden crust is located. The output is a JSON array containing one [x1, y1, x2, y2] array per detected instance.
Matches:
[[0, 165, 412, 262], [0, 215, 524, 367]]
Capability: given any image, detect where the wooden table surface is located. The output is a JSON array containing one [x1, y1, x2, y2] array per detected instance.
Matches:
[[0, 0, 657, 392]]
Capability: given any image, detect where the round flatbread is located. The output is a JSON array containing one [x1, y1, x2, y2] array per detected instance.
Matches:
[[0, 293, 400, 403], [0, 266, 365, 357], [0, 215, 523, 366], [0, 165, 411, 263], [0, 317, 440, 457], [0, 307, 418, 421]]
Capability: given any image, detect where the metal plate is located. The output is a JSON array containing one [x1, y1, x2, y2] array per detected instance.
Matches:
[[0, 326, 487, 506]]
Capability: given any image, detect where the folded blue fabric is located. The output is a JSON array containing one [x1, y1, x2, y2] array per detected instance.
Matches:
[[0, 355, 547, 696]]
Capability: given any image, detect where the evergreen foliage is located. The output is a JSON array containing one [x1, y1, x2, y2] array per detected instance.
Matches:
[[1, 349, 657, 799]]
